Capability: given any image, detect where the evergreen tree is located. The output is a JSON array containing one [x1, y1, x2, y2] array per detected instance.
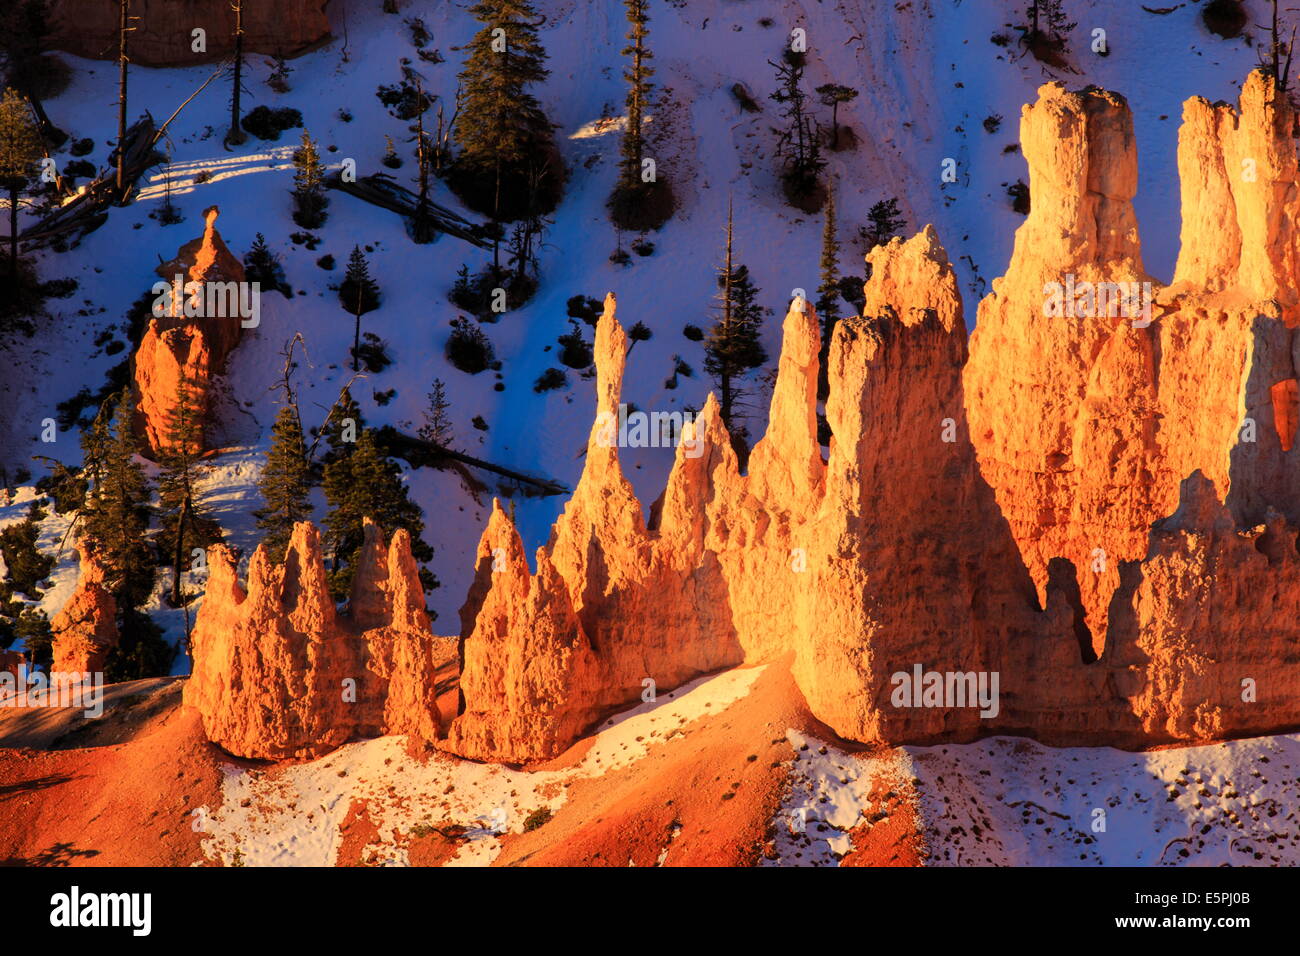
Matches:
[[704, 202, 768, 455], [254, 405, 312, 561], [608, 0, 673, 231], [0, 497, 52, 664], [322, 386, 363, 464], [243, 232, 288, 296], [861, 196, 906, 253], [455, 0, 555, 219], [225, 0, 248, 147], [81, 394, 154, 611], [816, 184, 840, 321], [619, 0, 653, 189], [322, 428, 437, 600], [158, 375, 219, 606], [769, 56, 825, 208], [418, 379, 454, 447], [291, 128, 328, 227], [339, 247, 380, 371], [815, 83, 858, 149], [0, 87, 41, 286]]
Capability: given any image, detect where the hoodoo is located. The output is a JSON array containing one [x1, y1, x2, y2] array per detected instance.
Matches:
[[182, 71, 1300, 765]]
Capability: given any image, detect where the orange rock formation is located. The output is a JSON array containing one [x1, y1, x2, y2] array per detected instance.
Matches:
[[134, 206, 247, 457], [185, 70, 1300, 764], [50, 546, 118, 675], [184, 521, 440, 760]]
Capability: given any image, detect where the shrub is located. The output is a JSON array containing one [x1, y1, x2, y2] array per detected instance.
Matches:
[[353, 333, 392, 373], [69, 137, 94, 157], [567, 295, 603, 328], [682, 324, 704, 342], [533, 368, 568, 393], [1203, 0, 1246, 39], [557, 321, 592, 369], [608, 178, 676, 232], [523, 807, 552, 832], [446, 317, 495, 374], [376, 80, 432, 121], [1008, 180, 1030, 215], [63, 159, 95, 179], [241, 105, 303, 141]]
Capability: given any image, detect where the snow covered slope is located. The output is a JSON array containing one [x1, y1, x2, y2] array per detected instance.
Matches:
[[0, 0, 1263, 658]]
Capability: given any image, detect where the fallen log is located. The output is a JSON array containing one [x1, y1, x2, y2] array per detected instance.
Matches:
[[376, 426, 569, 496], [326, 171, 492, 248]]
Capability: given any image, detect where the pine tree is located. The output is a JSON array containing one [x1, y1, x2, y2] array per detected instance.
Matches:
[[418, 379, 454, 447], [339, 246, 380, 371], [619, 0, 653, 189], [322, 386, 363, 464], [291, 128, 327, 227], [254, 405, 311, 561], [225, 0, 248, 146], [862, 196, 906, 253], [0, 87, 41, 286], [815, 83, 858, 149], [114, 0, 131, 195], [81, 394, 154, 610], [816, 184, 840, 322], [322, 428, 437, 599], [704, 202, 768, 452], [158, 374, 216, 606], [455, 0, 554, 219], [243, 232, 287, 296], [769, 56, 825, 207]]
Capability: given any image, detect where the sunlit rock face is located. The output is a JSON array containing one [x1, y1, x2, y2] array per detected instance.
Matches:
[[50, 546, 118, 675], [185, 71, 1300, 764], [184, 521, 440, 760], [134, 207, 248, 458]]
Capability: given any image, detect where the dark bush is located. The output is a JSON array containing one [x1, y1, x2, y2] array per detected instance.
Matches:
[[567, 294, 603, 327], [241, 105, 303, 141], [682, 324, 704, 341], [557, 321, 592, 369], [1203, 0, 1247, 38], [608, 178, 676, 232], [353, 333, 392, 373], [533, 368, 568, 393], [446, 317, 495, 374]]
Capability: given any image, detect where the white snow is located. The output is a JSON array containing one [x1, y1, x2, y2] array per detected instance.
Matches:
[[196, 663, 764, 866], [769, 730, 1300, 866]]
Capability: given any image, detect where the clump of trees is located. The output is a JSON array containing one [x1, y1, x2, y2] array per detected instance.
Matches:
[[78, 395, 178, 680]]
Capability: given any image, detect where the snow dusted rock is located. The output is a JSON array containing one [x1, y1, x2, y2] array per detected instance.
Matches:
[[185, 522, 440, 760], [50, 546, 118, 675], [49, 0, 331, 67], [134, 206, 247, 458]]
